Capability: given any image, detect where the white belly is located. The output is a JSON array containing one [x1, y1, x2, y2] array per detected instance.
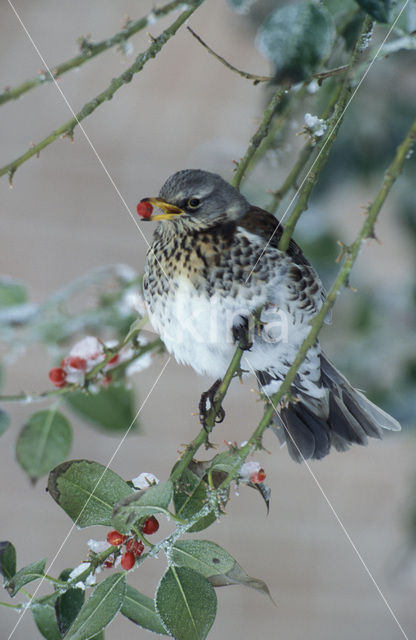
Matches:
[[146, 276, 319, 385]]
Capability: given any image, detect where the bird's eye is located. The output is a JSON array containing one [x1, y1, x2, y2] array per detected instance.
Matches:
[[187, 198, 201, 209]]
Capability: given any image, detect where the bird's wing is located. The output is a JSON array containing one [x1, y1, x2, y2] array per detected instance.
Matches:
[[237, 206, 328, 317], [238, 206, 311, 267]]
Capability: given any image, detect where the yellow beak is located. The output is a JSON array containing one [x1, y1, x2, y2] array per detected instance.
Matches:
[[143, 197, 185, 220]]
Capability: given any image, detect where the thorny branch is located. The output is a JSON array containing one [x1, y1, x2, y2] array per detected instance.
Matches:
[[278, 16, 374, 251], [171, 113, 416, 485], [0, 0, 205, 184], [0, 0, 186, 106]]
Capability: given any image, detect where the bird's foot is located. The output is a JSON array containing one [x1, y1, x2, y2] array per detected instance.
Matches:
[[199, 379, 225, 431], [232, 316, 253, 351]]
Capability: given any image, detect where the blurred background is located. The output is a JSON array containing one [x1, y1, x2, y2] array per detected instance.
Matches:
[[0, 0, 415, 638]]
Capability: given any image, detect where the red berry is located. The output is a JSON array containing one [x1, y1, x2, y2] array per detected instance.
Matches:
[[121, 551, 135, 570], [107, 530, 127, 546], [250, 469, 266, 484], [49, 367, 67, 387], [136, 201, 153, 219], [126, 539, 144, 557], [108, 354, 119, 365], [104, 558, 114, 569], [142, 516, 159, 535]]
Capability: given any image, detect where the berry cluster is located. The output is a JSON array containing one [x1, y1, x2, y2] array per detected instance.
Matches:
[[105, 516, 160, 571], [48, 335, 148, 390]]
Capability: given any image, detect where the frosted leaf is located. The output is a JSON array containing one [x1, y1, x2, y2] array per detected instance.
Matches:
[[69, 562, 91, 580]]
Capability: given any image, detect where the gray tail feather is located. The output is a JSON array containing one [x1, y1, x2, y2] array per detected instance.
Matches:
[[271, 353, 401, 463]]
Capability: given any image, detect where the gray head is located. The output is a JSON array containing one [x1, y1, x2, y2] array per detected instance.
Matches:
[[157, 169, 250, 222]]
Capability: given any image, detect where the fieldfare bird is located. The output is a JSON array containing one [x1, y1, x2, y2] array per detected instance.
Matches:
[[138, 169, 400, 462]]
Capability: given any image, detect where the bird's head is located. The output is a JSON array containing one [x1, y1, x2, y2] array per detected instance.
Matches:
[[137, 169, 249, 225]]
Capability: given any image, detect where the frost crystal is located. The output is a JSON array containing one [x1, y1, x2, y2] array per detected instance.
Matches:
[[69, 562, 92, 587], [307, 79, 319, 94], [119, 288, 146, 317], [304, 113, 327, 138], [132, 472, 160, 489], [239, 460, 261, 481], [70, 336, 104, 365], [146, 11, 157, 25], [87, 539, 111, 553]]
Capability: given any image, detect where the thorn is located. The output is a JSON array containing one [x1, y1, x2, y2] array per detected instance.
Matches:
[[8, 168, 15, 188], [146, 31, 156, 43], [344, 274, 357, 292], [63, 129, 75, 142], [30, 142, 40, 159], [335, 240, 348, 263]]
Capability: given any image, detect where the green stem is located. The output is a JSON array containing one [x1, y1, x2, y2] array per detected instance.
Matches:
[[0, 601, 24, 610], [169, 345, 244, 483], [232, 87, 286, 190], [215, 115, 416, 486], [0, 0, 205, 183], [43, 574, 67, 587], [269, 82, 342, 213], [278, 15, 374, 251], [265, 114, 416, 436], [0, 1, 186, 106]]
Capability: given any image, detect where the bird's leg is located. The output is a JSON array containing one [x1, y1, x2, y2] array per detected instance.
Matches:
[[232, 315, 253, 351], [199, 378, 225, 431]]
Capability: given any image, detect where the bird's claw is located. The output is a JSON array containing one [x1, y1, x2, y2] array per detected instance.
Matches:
[[199, 379, 225, 431], [232, 316, 253, 351]]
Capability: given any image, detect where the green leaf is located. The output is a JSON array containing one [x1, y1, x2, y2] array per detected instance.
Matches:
[[0, 408, 10, 436], [156, 566, 217, 640], [6, 558, 46, 597], [48, 459, 134, 528], [66, 384, 137, 433], [32, 601, 61, 640], [208, 559, 272, 600], [257, 1, 336, 83], [173, 469, 216, 532], [121, 585, 168, 635], [227, 0, 256, 14], [209, 451, 240, 475], [16, 409, 72, 482], [0, 278, 27, 307], [355, 0, 390, 22], [172, 540, 235, 577], [55, 587, 85, 636], [64, 572, 126, 640], [0, 541, 16, 582], [173, 539, 273, 600], [112, 481, 173, 533]]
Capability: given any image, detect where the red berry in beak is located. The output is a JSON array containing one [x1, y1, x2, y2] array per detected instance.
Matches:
[[136, 201, 153, 219]]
